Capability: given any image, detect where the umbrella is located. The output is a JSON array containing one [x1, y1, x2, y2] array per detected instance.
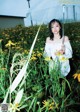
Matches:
[[59, 0, 80, 5], [58, 0, 80, 44]]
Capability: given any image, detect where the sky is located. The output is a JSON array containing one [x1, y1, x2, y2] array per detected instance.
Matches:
[[0, 0, 80, 26]]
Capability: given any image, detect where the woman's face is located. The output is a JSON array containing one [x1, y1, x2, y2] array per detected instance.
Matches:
[[51, 22, 60, 34]]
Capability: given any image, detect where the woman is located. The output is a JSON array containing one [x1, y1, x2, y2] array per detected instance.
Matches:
[[44, 19, 72, 76]]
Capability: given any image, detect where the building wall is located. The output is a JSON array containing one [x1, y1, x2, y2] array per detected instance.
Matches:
[[0, 17, 25, 29]]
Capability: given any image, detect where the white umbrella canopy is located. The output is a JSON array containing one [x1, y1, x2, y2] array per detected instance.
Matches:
[[25, 0, 61, 26], [25, 0, 80, 26]]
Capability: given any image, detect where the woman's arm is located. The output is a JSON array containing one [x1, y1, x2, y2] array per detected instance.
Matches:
[[63, 36, 73, 59], [43, 37, 51, 58]]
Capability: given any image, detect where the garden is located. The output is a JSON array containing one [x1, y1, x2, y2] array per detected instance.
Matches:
[[0, 22, 80, 112]]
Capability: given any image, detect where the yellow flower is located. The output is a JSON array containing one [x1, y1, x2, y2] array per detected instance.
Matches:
[[50, 102, 54, 105], [42, 100, 50, 107], [37, 53, 42, 57], [78, 74, 80, 82], [31, 56, 37, 61], [73, 72, 80, 82], [49, 105, 53, 110], [5, 40, 16, 47], [73, 73, 78, 79], [49, 102, 55, 110], [59, 56, 68, 62], [42, 99, 56, 110], [44, 57, 51, 61], [10, 103, 20, 111], [23, 50, 29, 54]]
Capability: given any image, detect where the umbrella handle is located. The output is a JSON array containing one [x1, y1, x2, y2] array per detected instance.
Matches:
[[61, 36, 65, 51]]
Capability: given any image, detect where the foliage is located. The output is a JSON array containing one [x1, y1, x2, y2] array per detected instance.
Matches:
[[0, 22, 80, 111]]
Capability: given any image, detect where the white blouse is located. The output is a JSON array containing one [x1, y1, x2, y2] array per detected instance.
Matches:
[[44, 38, 73, 76]]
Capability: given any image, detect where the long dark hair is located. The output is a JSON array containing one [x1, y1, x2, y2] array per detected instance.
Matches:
[[49, 19, 62, 40]]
